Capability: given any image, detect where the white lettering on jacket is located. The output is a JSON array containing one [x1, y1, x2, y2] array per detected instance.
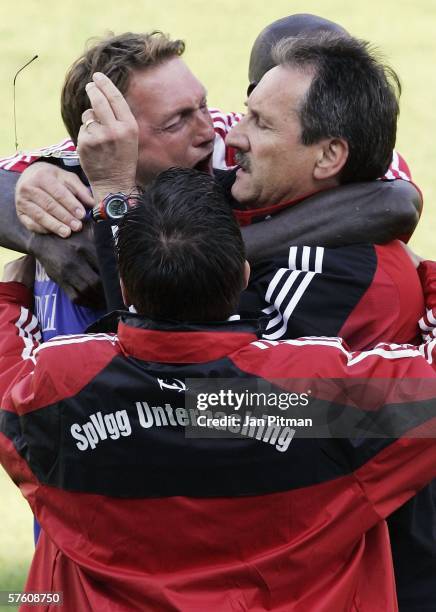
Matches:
[[70, 410, 132, 451]]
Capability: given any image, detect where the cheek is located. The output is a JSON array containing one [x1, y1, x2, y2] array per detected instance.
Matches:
[[138, 135, 176, 166], [251, 134, 281, 166], [167, 134, 198, 165]]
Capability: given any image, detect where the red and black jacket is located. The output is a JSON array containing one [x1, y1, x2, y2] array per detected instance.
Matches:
[[1, 282, 436, 611]]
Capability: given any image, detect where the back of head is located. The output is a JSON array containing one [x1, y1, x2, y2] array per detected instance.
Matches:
[[248, 14, 348, 89], [61, 31, 185, 144], [117, 168, 246, 322], [273, 32, 401, 182]]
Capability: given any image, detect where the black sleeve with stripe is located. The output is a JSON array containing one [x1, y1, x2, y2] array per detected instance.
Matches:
[[239, 244, 377, 340]]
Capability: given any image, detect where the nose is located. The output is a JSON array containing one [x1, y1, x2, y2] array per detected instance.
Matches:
[[193, 108, 215, 147], [225, 116, 249, 152]]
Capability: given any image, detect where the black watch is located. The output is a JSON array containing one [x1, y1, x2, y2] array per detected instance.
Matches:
[[92, 192, 131, 222]]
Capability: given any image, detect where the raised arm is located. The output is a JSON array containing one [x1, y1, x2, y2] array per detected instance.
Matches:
[[242, 180, 420, 263]]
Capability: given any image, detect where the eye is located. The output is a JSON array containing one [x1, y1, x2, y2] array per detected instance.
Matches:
[[253, 113, 267, 130], [163, 116, 186, 132]]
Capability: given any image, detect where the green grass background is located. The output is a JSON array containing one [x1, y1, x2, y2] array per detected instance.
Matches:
[[0, 0, 436, 599]]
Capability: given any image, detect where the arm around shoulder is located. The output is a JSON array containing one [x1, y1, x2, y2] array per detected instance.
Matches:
[[242, 180, 421, 262]]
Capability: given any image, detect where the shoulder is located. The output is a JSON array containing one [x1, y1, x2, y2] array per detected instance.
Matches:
[[230, 335, 351, 379], [251, 244, 378, 281], [31, 332, 119, 403], [34, 332, 118, 362]]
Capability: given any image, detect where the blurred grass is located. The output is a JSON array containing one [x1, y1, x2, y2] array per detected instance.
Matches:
[[0, 469, 33, 612], [0, 0, 436, 596]]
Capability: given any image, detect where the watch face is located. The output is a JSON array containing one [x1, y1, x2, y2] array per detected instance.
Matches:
[[106, 196, 129, 219]]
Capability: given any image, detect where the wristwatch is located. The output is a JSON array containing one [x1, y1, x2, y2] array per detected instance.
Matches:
[[92, 192, 131, 222]]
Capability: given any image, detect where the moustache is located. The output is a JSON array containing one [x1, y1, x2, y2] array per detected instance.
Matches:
[[234, 151, 251, 172]]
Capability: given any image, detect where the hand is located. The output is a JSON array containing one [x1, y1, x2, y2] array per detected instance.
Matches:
[[77, 72, 139, 202], [2, 255, 35, 288], [15, 161, 95, 238], [28, 222, 105, 308]]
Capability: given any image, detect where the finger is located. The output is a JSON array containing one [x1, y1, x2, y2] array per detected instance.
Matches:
[[60, 260, 104, 307], [85, 81, 117, 125], [17, 165, 89, 226], [18, 196, 77, 238], [16, 213, 50, 235], [92, 72, 136, 123], [81, 108, 96, 124], [63, 173, 95, 208], [36, 179, 89, 223]]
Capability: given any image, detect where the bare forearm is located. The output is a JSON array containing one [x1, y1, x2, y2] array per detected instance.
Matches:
[[242, 180, 420, 262], [0, 170, 33, 253]]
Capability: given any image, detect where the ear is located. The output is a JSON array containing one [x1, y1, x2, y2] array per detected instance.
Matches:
[[313, 138, 349, 181], [243, 260, 250, 289], [120, 278, 131, 308]]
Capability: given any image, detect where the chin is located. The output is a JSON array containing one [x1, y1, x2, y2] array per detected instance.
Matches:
[[231, 183, 253, 206], [232, 175, 253, 197]]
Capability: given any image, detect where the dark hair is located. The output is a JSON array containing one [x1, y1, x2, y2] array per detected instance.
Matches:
[[61, 31, 185, 144], [248, 14, 348, 94], [116, 168, 246, 321], [272, 33, 401, 182]]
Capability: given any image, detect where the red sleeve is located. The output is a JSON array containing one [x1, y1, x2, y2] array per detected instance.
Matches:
[[0, 139, 76, 174], [383, 150, 412, 182], [382, 151, 423, 243], [338, 241, 424, 349], [0, 282, 40, 406], [0, 283, 43, 499]]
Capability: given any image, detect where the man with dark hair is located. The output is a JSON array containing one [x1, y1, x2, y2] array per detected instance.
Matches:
[[215, 33, 421, 349], [1, 165, 436, 610], [228, 32, 400, 206], [116, 169, 248, 321], [247, 14, 412, 183], [280, 34, 399, 182]]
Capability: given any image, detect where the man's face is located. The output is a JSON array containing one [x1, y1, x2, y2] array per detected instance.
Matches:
[[125, 58, 215, 185], [226, 65, 325, 208]]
